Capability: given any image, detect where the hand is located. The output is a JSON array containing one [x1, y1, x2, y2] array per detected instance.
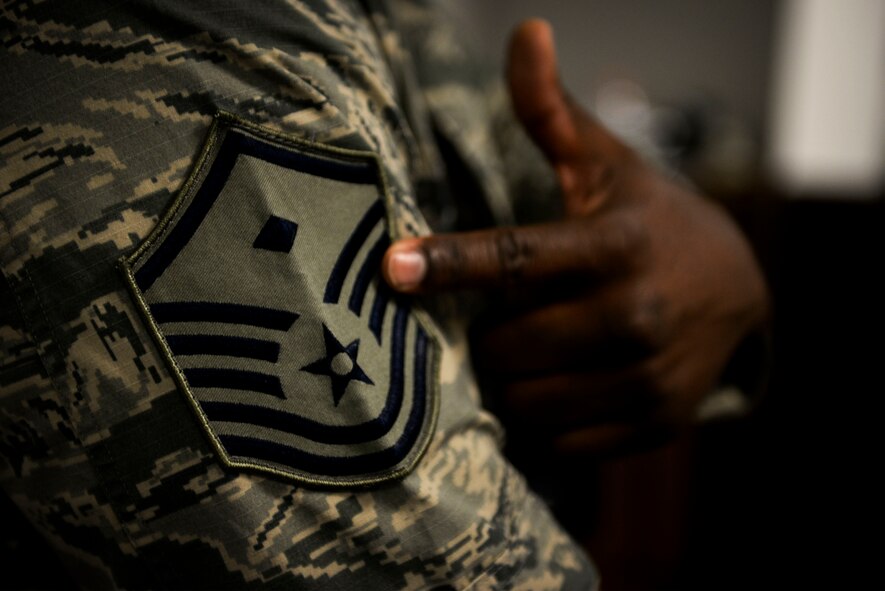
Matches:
[[382, 20, 769, 456]]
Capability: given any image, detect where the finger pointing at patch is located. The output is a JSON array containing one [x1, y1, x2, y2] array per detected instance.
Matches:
[[382, 217, 641, 293]]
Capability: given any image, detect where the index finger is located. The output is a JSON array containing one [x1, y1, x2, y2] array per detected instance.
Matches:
[[382, 217, 643, 294]]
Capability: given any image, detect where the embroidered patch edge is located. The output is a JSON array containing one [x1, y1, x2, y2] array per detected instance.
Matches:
[[118, 110, 442, 488]]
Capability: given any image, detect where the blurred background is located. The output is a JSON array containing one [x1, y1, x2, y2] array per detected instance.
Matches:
[[453, 0, 884, 588]]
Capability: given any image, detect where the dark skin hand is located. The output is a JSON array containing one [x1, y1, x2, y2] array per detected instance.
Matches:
[[382, 19, 769, 456]]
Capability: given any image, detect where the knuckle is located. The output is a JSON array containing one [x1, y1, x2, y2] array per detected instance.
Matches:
[[614, 216, 648, 255], [619, 290, 669, 350], [592, 216, 648, 273], [425, 238, 467, 285], [492, 228, 533, 286]]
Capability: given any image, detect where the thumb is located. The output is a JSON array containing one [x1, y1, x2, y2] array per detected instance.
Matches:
[[507, 19, 581, 167], [507, 19, 634, 211]]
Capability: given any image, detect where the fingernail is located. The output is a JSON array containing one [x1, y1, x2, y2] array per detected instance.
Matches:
[[387, 249, 427, 290]]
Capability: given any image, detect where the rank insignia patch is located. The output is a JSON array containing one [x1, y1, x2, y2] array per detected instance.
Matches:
[[121, 112, 440, 487]]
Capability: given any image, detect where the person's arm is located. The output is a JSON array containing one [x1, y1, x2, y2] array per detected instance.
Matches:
[[0, 5, 599, 589]]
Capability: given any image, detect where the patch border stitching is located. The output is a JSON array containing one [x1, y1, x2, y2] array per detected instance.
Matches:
[[118, 110, 441, 488]]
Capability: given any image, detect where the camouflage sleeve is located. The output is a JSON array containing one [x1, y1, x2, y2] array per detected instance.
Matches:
[[0, 1, 598, 589]]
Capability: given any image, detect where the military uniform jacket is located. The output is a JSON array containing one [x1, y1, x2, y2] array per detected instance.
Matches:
[[0, 1, 597, 588]]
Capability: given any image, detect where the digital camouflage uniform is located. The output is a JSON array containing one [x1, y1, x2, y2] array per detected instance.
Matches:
[[0, 1, 597, 588]]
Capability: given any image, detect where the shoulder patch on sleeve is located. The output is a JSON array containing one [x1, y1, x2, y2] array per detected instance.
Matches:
[[120, 111, 440, 488]]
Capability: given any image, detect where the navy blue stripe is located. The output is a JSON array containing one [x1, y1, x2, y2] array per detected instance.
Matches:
[[135, 133, 241, 291], [184, 368, 285, 399], [216, 322, 431, 477], [234, 131, 376, 184], [150, 302, 298, 331], [166, 334, 279, 362], [200, 305, 410, 445], [348, 233, 390, 316], [397, 327, 429, 454], [134, 130, 375, 291], [369, 284, 391, 343], [323, 200, 385, 304]]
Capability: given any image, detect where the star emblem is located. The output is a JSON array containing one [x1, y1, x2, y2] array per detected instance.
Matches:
[[301, 324, 374, 406]]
